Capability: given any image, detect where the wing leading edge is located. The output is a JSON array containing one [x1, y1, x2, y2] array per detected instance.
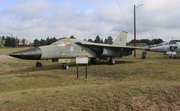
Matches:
[[75, 42, 145, 50]]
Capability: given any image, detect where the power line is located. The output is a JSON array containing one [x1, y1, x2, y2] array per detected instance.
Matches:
[[116, 0, 131, 29]]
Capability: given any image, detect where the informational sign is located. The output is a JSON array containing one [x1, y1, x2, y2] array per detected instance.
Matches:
[[76, 55, 88, 64], [76, 55, 88, 79]]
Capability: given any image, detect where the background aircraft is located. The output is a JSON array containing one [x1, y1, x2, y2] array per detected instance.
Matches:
[[147, 40, 180, 58], [9, 31, 143, 69]]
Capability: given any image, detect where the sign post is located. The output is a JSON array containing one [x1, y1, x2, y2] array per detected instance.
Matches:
[[77, 64, 79, 78], [76, 55, 88, 79], [86, 64, 88, 79]]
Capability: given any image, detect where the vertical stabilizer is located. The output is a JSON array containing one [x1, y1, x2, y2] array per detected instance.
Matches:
[[112, 31, 128, 46]]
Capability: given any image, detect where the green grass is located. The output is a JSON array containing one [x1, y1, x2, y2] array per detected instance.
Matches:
[[0, 49, 180, 111], [0, 47, 30, 55]]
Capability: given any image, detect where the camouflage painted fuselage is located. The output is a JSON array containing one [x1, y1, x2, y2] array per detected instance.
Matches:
[[9, 31, 143, 62]]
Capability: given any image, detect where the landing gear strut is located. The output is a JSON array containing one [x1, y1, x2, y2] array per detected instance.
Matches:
[[62, 64, 69, 70]]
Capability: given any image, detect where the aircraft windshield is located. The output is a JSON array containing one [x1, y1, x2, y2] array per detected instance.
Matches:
[[51, 40, 66, 46]]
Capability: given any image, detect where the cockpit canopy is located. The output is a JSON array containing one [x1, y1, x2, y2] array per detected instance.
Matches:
[[51, 40, 66, 46], [51, 39, 71, 46]]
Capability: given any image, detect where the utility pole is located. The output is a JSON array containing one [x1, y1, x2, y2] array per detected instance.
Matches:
[[134, 5, 136, 57], [134, 4, 143, 57]]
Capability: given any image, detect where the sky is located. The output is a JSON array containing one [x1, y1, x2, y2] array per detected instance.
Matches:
[[0, 0, 180, 42]]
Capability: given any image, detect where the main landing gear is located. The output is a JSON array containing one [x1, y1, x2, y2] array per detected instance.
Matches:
[[90, 57, 116, 65], [90, 58, 97, 64], [109, 57, 115, 65], [62, 64, 69, 70]]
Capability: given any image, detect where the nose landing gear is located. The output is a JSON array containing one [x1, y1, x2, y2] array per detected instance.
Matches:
[[62, 64, 69, 70]]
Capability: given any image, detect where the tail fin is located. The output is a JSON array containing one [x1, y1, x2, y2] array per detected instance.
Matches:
[[112, 31, 128, 46]]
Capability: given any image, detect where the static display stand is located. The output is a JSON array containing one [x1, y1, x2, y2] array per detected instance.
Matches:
[[76, 55, 88, 79]]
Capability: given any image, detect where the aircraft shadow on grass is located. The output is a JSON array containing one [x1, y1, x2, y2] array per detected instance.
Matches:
[[33, 60, 137, 71], [13, 60, 140, 81]]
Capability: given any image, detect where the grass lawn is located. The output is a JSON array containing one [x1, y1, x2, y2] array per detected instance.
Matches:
[[0, 48, 179, 111], [0, 47, 30, 55]]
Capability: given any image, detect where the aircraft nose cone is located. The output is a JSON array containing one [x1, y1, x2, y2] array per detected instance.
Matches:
[[9, 47, 42, 60]]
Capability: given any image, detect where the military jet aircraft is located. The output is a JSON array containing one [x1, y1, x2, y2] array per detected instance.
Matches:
[[9, 31, 143, 69], [147, 40, 180, 58]]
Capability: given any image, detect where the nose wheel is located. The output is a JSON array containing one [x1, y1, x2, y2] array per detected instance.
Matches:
[[62, 64, 69, 69]]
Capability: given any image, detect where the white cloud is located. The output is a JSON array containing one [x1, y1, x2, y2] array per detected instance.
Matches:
[[0, 0, 180, 42], [144, 0, 180, 12]]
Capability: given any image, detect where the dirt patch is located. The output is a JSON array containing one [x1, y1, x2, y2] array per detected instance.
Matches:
[[0, 55, 12, 60], [132, 95, 180, 111]]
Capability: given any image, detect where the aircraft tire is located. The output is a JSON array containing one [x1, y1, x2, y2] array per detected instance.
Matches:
[[109, 57, 115, 65], [62, 64, 69, 69], [36, 62, 42, 67], [65, 65, 69, 70], [62, 65, 65, 69]]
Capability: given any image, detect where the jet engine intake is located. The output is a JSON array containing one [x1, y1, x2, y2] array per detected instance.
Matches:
[[97, 48, 118, 57], [123, 50, 132, 56]]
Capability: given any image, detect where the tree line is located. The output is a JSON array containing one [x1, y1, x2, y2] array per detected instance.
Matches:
[[33, 37, 57, 47], [129, 38, 164, 45], [1, 34, 180, 48], [33, 35, 114, 47], [86, 36, 165, 45], [85, 35, 113, 44], [0, 36, 27, 47]]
